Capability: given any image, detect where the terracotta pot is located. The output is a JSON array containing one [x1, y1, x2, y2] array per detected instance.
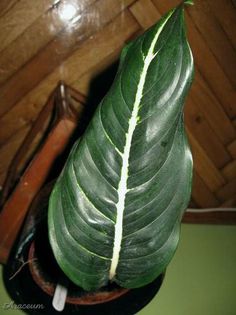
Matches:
[[3, 184, 164, 315]]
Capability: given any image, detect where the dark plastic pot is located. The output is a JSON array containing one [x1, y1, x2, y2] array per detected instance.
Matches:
[[3, 184, 164, 315]]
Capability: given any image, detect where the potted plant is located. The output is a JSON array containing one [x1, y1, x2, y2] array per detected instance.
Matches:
[[4, 1, 194, 314]]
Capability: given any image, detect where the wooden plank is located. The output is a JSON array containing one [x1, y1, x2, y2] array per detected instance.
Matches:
[[187, 129, 226, 192], [152, 0, 236, 119], [185, 98, 231, 168], [0, 0, 18, 18], [152, 0, 179, 9], [0, 9, 139, 146], [216, 178, 236, 203], [183, 210, 236, 225], [129, 0, 161, 29], [0, 0, 56, 53], [190, 70, 236, 145], [222, 160, 236, 181], [0, 0, 136, 118], [185, 13, 236, 119], [227, 140, 236, 159], [207, 0, 236, 51], [191, 170, 220, 208], [0, 102, 44, 147], [0, 0, 96, 85], [220, 197, 236, 208], [187, 0, 236, 87]]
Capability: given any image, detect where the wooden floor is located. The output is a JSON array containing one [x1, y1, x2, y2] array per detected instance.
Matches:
[[0, 0, 236, 208]]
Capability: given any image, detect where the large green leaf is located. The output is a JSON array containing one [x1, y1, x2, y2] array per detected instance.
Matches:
[[48, 3, 194, 291]]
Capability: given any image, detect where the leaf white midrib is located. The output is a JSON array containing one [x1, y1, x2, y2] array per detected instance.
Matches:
[[109, 11, 174, 280]]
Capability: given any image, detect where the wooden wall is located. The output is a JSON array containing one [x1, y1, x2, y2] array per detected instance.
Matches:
[[0, 0, 236, 208]]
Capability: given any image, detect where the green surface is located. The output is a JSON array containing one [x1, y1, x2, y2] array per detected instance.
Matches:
[[1, 224, 236, 314]]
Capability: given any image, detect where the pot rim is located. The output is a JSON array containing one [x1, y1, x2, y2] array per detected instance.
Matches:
[[28, 241, 130, 305]]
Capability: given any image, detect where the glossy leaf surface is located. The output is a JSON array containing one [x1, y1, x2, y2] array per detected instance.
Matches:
[[48, 4, 194, 291]]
